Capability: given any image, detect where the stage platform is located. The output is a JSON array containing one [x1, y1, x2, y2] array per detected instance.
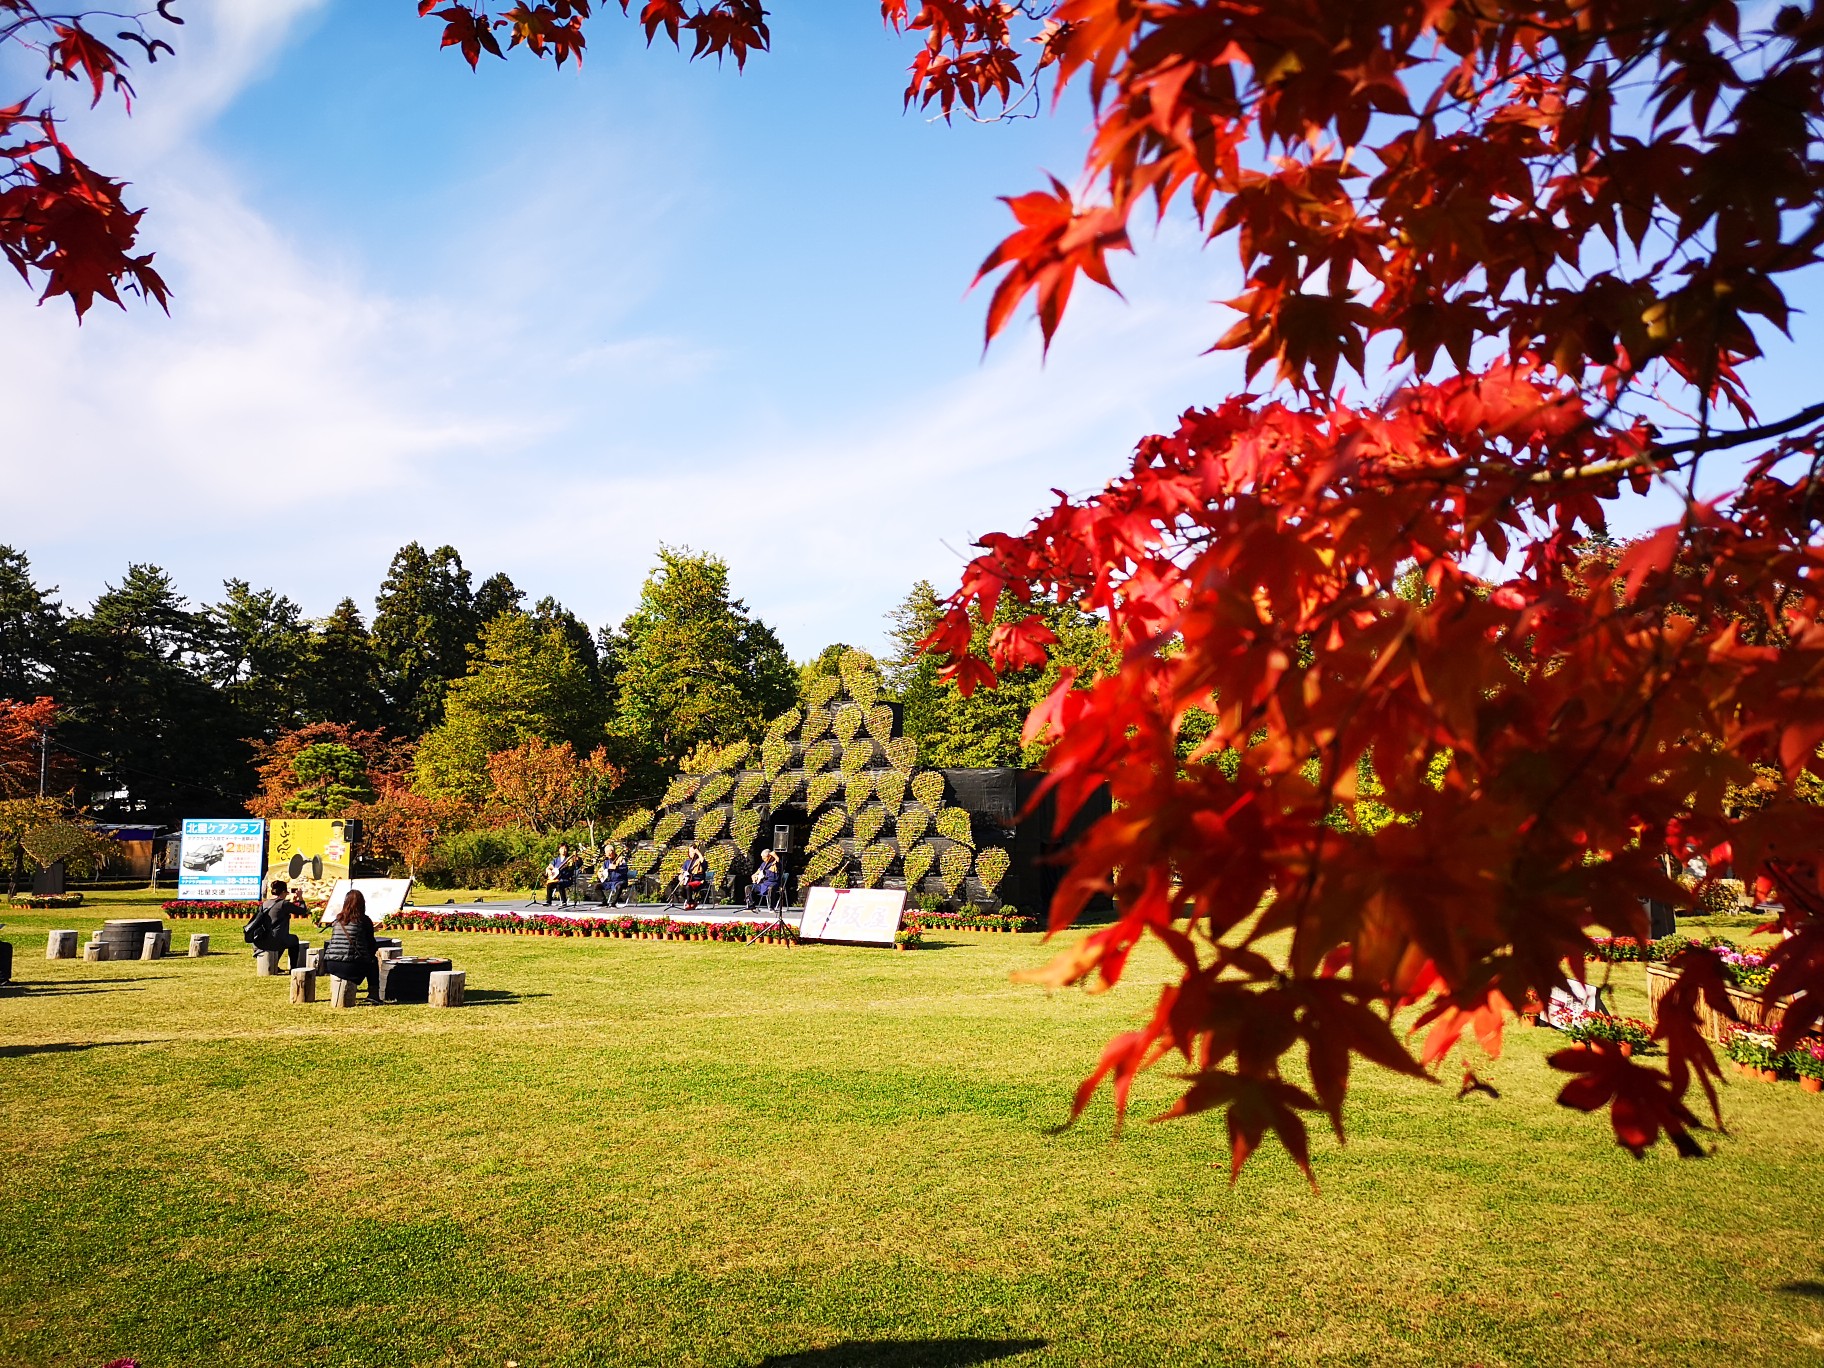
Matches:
[[406, 901, 802, 927]]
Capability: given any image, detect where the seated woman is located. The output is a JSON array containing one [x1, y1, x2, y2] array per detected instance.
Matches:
[[746, 849, 784, 912], [678, 845, 710, 911], [543, 843, 580, 907], [597, 846, 631, 907], [320, 889, 382, 1004]]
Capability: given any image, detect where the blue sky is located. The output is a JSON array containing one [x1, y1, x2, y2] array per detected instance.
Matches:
[[0, 1, 1237, 657], [4, 2, 1820, 657]]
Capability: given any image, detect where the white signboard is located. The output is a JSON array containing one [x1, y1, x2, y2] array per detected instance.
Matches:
[[176, 818, 266, 901], [319, 878, 414, 926], [799, 887, 904, 946]]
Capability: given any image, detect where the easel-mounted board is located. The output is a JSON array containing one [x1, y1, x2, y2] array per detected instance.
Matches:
[[799, 888, 904, 946]]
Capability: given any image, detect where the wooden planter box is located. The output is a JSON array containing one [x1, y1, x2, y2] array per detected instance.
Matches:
[[1646, 964, 1789, 1041]]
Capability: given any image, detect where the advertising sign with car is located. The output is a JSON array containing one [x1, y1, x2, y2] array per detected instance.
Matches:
[[176, 818, 266, 901]]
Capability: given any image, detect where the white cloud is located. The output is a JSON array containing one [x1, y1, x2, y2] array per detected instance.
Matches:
[[0, 3, 1245, 656]]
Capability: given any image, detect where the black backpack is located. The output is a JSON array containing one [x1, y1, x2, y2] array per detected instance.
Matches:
[[242, 905, 268, 945]]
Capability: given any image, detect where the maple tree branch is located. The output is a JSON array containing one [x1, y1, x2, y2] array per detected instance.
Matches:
[[1530, 400, 1824, 485]]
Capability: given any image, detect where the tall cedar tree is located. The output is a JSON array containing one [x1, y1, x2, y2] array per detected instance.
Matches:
[[432, 0, 1824, 1168], [0, 547, 64, 702], [57, 566, 245, 822], [473, 572, 524, 627], [204, 579, 311, 743], [300, 599, 389, 730], [608, 547, 795, 790], [372, 542, 478, 736]]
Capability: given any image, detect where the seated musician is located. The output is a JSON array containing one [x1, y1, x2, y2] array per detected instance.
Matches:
[[597, 845, 631, 906], [543, 843, 580, 906], [746, 849, 784, 912], [678, 844, 710, 911]]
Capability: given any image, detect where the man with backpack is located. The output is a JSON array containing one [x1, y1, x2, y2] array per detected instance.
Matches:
[[245, 879, 306, 971]]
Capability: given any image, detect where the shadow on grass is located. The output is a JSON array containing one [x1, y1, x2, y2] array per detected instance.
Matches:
[[754, 1339, 1046, 1368], [0, 976, 166, 996], [1776, 1279, 1824, 1300], [462, 989, 550, 1005], [0, 1039, 163, 1058]]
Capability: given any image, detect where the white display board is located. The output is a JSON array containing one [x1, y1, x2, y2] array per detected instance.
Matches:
[[798, 887, 904, 946], [319, 878, 414, 926]]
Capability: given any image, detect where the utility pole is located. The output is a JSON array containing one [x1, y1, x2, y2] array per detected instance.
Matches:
[[38, 727, 47, 799]]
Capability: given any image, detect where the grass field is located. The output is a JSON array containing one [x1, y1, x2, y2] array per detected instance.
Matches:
[[1, 890, 1821, 1368]]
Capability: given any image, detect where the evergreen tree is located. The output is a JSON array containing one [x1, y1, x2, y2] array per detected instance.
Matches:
[[413, 610, 608, 804], [883, 579, 1112, 769], [473, 571, 524, 627], [299, 598, 389, 729], [57, 565, 246, 822], [0, 546, 64, 702], [372, 543, 477, 735], [610, 547, 795, 787], [204, 579, 311, 741]]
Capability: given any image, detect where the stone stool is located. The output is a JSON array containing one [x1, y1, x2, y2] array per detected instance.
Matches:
[[140, 932, 161, 961], [289, 967, 317, 1005], [45, 929, 77, 960], [254, 950, 282, 976], [188, 933, 210, 957], [83, 942, 107, 963], [327, 974, 358, 1009]]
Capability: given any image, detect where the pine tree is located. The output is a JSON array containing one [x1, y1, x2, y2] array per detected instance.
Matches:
[[372, 543, 478, 735], [473, 571, 523, 628], [57, 565, 245, 822], [300, 599, 388, 730], [204, 579, 311, 741], [0, 546, 64, 702]]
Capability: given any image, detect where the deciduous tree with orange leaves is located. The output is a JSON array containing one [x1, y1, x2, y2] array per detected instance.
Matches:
[[419, 0, 1824, 1171]]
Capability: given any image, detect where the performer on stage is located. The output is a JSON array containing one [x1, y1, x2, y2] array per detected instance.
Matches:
[[677, 844, 710, 910], [597, 845, 631, 907], [543, 843, 581, 906], [746, 849, 783, 912]]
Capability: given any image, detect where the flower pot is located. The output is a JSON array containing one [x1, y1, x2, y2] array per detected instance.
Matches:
[[1802, 1076, 1822, 1094], [1619, 1042, 1633, 1058], [1761, 1068, 1780, 1083]]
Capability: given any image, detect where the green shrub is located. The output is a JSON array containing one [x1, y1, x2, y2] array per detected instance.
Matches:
[[810, 809, 845, 850], [802, 708, 832, 744], [802, 740, 835, 773], [733, 774, 765, 810], [975, 846, 1010, 895], [762, 736, 792, 779], [896, 809, 930, 849], [806, 773, 841, 812], [854, 804, 887, 847], [611, 807, 653, 842], [807, 674, 842, 710], [653, 812, 687, 847], [910, 771, 944, 810], [875, 770, 907, 811], [765, 708, 802, 744], [732, 809, 761, 851], [938, 844, 972, 896], [694, 808, 729, 843], [768, 773, 800, 809], [887, 736, 918, 773], [697, 773, 734, 807], [661, 776, 701, 808], [936, 807, 974, 847], [843, 772, 873, 812], [903, 843, 936, 890], [840, 740, 872, 774], [803, 844, 845, 885], [834, 706, 864, 744], [866, 704, 894, 745], [860, 842, 895, 888]]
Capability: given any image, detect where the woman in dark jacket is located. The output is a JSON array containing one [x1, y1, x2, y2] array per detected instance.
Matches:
[[320, 889, 382, 1004]]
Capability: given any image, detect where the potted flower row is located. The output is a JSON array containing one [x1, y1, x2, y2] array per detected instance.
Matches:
[[1724, 1027, 1824, 1090], [893, 927, 924, 951], [1559, 1012, 1653, 1055]]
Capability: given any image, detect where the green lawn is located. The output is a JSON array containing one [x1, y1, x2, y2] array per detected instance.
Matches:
[[1, 891, 1821, 1368]]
